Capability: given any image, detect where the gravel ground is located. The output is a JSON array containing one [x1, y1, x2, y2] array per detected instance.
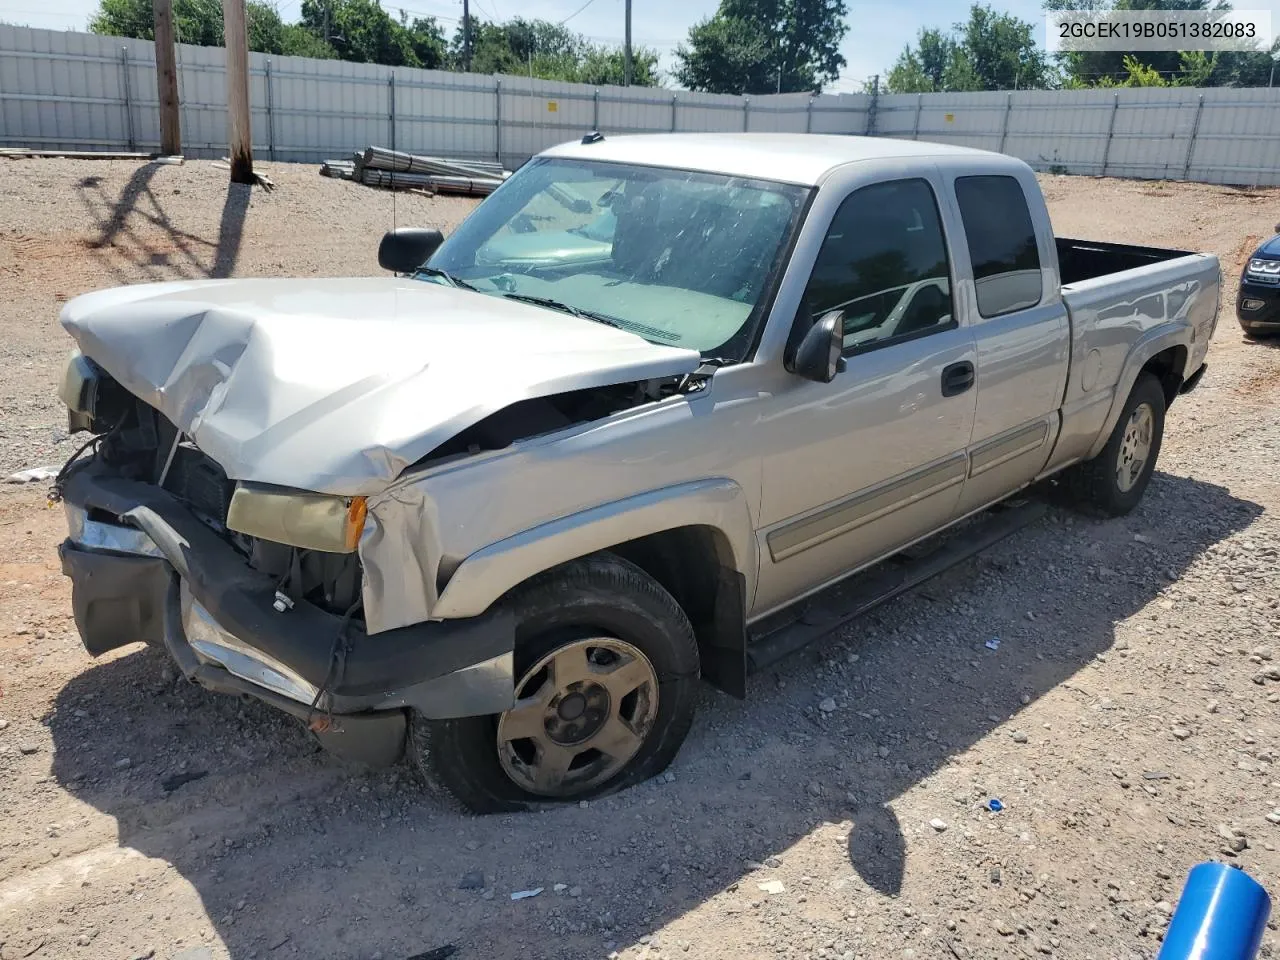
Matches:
[[1, 158, 1280, 960]]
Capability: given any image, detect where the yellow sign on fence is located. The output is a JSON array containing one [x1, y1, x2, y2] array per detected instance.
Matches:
[[547, 101, 559, 113]]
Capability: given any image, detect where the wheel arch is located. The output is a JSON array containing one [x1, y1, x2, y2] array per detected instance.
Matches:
[[430, 480, 756, 699], [1086, 328, 1188, 461], [608, 524, 749, 699]]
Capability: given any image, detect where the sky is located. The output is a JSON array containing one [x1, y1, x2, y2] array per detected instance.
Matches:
[[2, 0, 1278, 91]]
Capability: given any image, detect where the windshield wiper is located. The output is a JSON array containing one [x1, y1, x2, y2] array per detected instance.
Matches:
[[499, 293, 625, 330], [413, 266, 479, 291]]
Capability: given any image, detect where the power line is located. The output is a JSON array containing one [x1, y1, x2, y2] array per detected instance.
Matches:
[[393, 4, 463, 22], [560, 0, 599, 24]]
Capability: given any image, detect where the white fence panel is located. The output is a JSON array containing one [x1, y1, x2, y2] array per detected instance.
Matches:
[[3, 26, 1280, 184], [1187, 87, 1280, 185], [810, 93, 866, 135]]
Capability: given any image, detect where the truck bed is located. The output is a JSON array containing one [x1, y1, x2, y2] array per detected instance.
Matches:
[[1056, 237, 1196, 286]]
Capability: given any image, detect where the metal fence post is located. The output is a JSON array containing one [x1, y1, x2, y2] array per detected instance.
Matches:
[[806, 96, 814, 133], [1181, 93, 1204, 181], [671, 94, 678, 132], [864, 75, 879, 136], [264, 59, 275, 161], [495, 79, 503, 164], [999, 92, 1013, 154], [388, 73, 397, 153], [913, 93, 922, 139], [592, 88, 599, 129], [1101, 92, 1119, 177], [743, 97, 750, 131], [119, 46, 136, 152]]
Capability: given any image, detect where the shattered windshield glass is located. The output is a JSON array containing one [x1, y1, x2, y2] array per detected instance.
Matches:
[[421, 157, 809, 360]]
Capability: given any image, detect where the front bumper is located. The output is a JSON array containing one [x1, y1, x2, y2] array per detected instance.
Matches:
[[58, 464, 516, 763], [1236, 279, 1280, 332]]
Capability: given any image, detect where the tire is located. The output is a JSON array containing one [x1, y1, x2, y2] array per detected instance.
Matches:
[[414, 553, 701, 813], [1062, 372, 1166, 517]]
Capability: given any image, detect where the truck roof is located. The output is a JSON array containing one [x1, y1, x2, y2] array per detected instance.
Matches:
[[540, 133, 1009, 186]]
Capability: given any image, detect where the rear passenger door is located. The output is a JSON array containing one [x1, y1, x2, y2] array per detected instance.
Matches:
[[946, 173, 1071, 516]]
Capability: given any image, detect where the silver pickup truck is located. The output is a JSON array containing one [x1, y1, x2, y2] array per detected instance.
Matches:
[[55, 134, 1218, 812]]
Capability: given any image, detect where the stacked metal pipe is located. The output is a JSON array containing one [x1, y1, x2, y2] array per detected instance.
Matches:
[[335, 146, 509, 195], [358, 169, 500, 195]]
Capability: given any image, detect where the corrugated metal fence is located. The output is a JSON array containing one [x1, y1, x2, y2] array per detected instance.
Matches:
[[3, 25, 1279, 185], [0, 26, 865, 165], [873, 87, 1280, 186]]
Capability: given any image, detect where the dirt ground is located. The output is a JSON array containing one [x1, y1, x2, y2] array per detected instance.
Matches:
[[1, 157, 1279, 960]]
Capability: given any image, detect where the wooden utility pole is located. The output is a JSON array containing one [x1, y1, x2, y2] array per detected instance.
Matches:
[[623, 0, 632, 86], [152, 0, 181, 155], [222, 0, 254, 183]]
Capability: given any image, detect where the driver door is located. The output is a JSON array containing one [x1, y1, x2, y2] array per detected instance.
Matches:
[[753, 176, 978, 614]]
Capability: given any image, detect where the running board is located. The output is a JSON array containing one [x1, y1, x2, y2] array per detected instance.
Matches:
[[746, 500, 1047, 673]]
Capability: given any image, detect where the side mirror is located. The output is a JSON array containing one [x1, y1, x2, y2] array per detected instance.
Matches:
[[378, 228, 444, 273], [788, 310, 846, 383]]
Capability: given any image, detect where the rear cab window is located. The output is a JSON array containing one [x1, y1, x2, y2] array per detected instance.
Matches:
[[954, 175, 1043, 318], [801, 178, 956, 354]]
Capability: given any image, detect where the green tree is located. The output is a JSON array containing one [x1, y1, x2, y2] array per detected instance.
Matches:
[[887, 4, 1045, 92], [962, 3, 1048, 89], [86, 0, 652, 79], [451, 19, 522, 73], [246, 2, 284, 53], [502, 17, 582, 62], [886, 27, 983, 92], [280, 22, 338, 58], [446, 18, 657, 85], [299, 0, 427, 66], [403, 13, 446, 69], [674, 17, 770, 93], [89, 0, 320, 54], [573, 45, 660, 85], [90, 0, 223, 46], [674, 0, 849, 94], [1044, 0, 1279, 87]]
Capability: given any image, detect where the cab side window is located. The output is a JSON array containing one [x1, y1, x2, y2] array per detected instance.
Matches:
[[801, 178, 955, 353], [954, 175, 1043, 318]]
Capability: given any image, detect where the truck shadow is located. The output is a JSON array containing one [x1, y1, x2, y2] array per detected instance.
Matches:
[[46, 470, 1261, 959]]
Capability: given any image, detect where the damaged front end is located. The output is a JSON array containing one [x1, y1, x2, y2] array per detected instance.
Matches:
[[52, 272, 707, 765], [55, 365, 516, 766]]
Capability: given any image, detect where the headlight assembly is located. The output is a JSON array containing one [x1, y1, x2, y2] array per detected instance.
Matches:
[[227, 484, 367, 553]]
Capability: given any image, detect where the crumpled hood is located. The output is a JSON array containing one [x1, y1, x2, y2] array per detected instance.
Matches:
[[61, 277, 701, 495]]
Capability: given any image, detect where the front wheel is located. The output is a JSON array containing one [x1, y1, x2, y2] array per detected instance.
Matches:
[[414, 554, 700, 813], [1061, 372, 1166, 517]]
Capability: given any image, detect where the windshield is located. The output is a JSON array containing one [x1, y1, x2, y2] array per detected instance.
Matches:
[[423, 158, 809, 360]]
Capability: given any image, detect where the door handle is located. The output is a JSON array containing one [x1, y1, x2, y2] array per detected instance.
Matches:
[[941, 361, 975, 397]]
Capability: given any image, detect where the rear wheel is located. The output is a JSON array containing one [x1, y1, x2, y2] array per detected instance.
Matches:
[[414, 553, 700, 813], [1062, 372, 1166, 517]]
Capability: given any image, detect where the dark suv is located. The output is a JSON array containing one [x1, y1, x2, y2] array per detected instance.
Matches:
[[1238, 225, 1280, 338]]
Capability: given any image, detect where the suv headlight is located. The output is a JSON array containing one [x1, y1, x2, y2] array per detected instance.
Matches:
[[227, 484, 367, 553], [1247, 258, 1280, 277]]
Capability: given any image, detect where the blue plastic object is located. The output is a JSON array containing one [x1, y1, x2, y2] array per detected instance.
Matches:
[[986, 798, 1004, 812], [1158, 862, 1271, 960]]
